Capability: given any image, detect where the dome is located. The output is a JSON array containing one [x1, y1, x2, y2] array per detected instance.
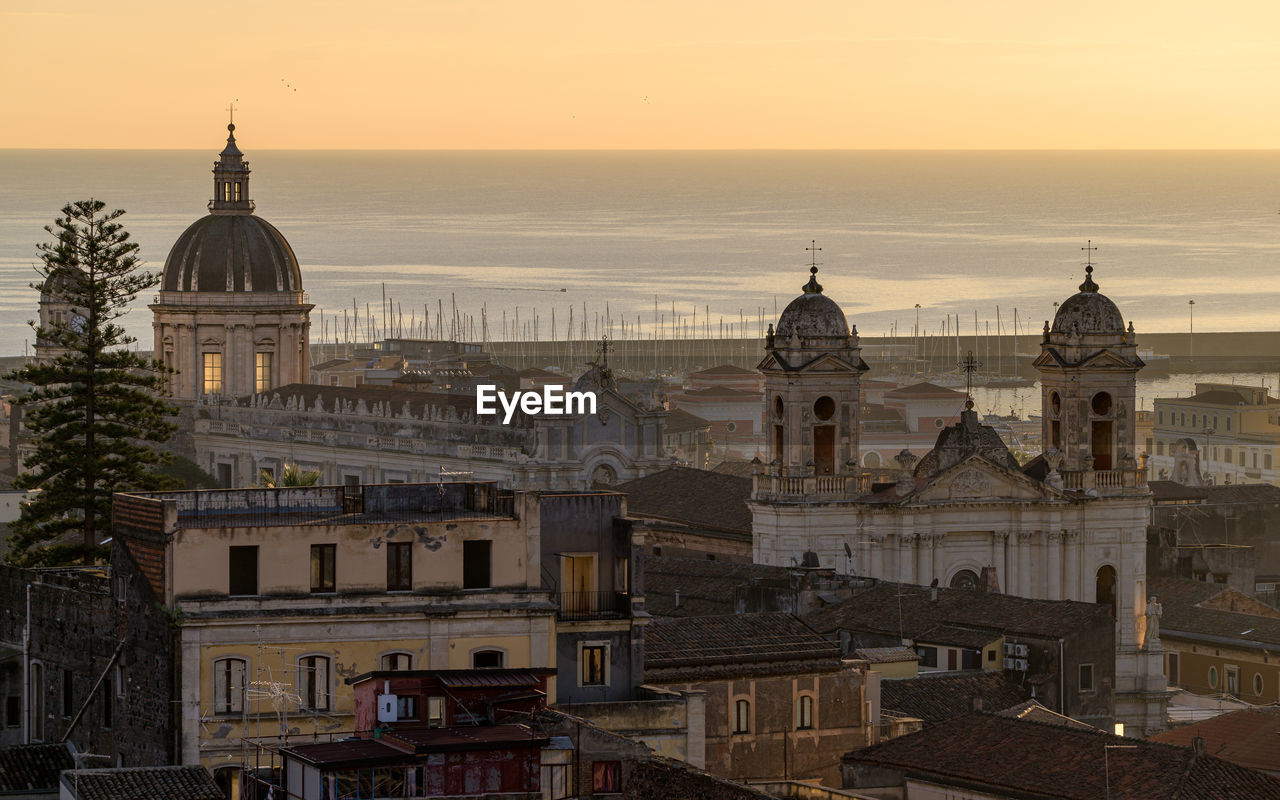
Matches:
[[774, 267, 850, 339], [161, 214, 302, 293], [1050, 266, 1124, 336]]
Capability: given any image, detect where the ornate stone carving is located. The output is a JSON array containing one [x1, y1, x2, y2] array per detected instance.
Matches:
[[950, 469, 991, 499]]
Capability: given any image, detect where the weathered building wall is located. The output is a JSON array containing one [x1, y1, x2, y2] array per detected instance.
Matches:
[[0, 564, 170, 765], [653, 668, 868, 787]]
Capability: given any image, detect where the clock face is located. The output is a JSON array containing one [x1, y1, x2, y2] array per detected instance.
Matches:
[[70, 313, 86, 333]]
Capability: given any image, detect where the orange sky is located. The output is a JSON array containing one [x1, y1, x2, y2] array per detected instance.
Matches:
[[3, 1, 1279, 149]]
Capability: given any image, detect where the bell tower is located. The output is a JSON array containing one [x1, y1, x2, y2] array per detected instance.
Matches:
[[1036, 260, 1143, 480], [755, 247, 868, 498]]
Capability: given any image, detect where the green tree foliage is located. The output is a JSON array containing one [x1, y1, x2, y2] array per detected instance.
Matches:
[[6, 200, 176, 566], [258, 463, 322, 488]]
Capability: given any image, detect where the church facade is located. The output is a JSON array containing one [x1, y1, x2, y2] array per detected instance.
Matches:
[[750, 261, 1167, 735]]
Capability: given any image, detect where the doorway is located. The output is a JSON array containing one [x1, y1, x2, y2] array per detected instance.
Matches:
[[814, 425, 835, 475]]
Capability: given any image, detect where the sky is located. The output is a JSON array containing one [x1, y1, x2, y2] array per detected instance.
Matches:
[[3, 1, 1279, 149]]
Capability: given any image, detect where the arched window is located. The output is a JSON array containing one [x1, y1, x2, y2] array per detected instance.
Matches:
[[1255, 673, 1265, 696], [733, 699, 751, 734], [1208, 666, 1218, 690], [298, 655, 331, 711], [223, 182, 231, 202], [213, 657, 247, 714], [1092, 392, 1113, 416], [380, 652, 412, 671], [1095, 566, 1117, 618], [234, 182, 242, 202], [797, 695, 814, 730], [472, 649, 504, 669], [863, 451, 881, 468], [950, 569, 980, 590]]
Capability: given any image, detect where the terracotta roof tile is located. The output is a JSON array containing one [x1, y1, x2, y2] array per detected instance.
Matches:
[[619, 467, 752, 536], [643, 555, 793, 617], [59, 766, 223, 800], [645, 612, 841, 680], [1152, 707, 1280, 774], [880, 672, 1030, 724], [806, 580, 1110, 641], [0, 743, 75, 793], [844, 712, 1280, 799]]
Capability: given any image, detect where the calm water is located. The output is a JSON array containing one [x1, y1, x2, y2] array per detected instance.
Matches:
[[2, 150, 1279, 355]]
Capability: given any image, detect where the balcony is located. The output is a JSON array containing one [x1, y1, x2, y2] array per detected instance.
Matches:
[[556, 590, 630, 621], [751, 471, 872, 502], [1059, 468, 1147, 496]]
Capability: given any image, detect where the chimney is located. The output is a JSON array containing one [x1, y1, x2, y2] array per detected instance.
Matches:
[[1192, 735, 1206, 757], [971, 695, 983, 711]]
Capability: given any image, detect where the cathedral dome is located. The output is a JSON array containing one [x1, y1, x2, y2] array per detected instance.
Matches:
[[161, 213, 302, 293], [1051, 266, 1124, 336], [775, 267, 850, 340]]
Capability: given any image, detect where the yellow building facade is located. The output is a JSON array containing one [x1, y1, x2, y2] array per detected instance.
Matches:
[[113, 483, 556, 776]]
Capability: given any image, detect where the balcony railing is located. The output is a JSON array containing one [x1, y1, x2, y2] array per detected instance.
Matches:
[[556, 590, 630, 621]]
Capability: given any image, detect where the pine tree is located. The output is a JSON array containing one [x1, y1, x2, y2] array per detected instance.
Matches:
[[7, 200, 177, 567]]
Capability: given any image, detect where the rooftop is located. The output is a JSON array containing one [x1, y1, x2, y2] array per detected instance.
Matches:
[[664, 407, 713, 434], [688, 364, 757, 377], [1151, 576, 1280, 650], [844, 712, 1280, 799], [996, 699, 1100, 731], [645, 612, 842, 681], [1150, 480, 1280, 505], [0, 742, 75, 794], [619, 467, 752, 537], [805, 579, 1112, 642], [854, 646, 919, 664], [59, 766, 223, 800], [117, 481, 516, 529], [1152, 707, 1280, 774], [880, 672, 1030, 725], [643, 555, 794, 617]]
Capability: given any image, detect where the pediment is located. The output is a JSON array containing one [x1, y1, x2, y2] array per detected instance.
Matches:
[[1034, 347, 1139, 371], [758, 351, 868, 374], [915, 454, 1062, 503]]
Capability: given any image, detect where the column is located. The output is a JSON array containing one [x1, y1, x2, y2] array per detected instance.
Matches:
[[916, 535, 931, 585], [932, 534, 945, 585], [991, 531, 1008, 593], [870, 535, 885, 578], [900, 535, 916, 584], [1063, 531, 1080, 601], [1017, 532, 1033, 597], [1046, 531, 1062, 600]]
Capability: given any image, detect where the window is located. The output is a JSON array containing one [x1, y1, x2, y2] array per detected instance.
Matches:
[[387, 542, 412, 591], [202, 352, 223, 395], [1166, 652, 1180, 685], [581, 645, 607, 686], [733, 699, 751, 734], [1255, 673, 1265, 696], [592, 761, 620, 793], [917, 646, 938, 668], [299, 656, 331, 711], [463, 540, 492, 589], [311, 544, 336, 593], [1156, 441, 1164, 456], [5, 696, 18, 728], [223, 182, 231, 201], [213, 657, 246, 714], [1158, 411, 1163, 424], [427, 696, 444, 728], [813, 396, 835, 421], [1267, 454, 1275, 470], [1226, 665, 1240, 695], [61, 669, 73, 718], [472, 650, 504, 669], [1209, 666, 1219, 689], [1180, 413, 1185, 427], [1225, 448, 1234, 463], [1092, 392, 1113, 416], [254, 352, 273, 393], [1239, 451, 1246, 467], [797, 695, 814, 730], [1227, 417, 1232, 431], [380, 652, 412, 671], [234, 181, 242, 202], [987, 649, 996, 663], [1192, 414, 1197, 428], [101, 674, 112, 729], [961, 650, 981, 670], [1079, 663, 1095, 693], [229, 546, 258, 596], [396, 695, 418, 719]]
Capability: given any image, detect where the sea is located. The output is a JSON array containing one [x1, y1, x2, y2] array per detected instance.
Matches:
[[2, 149, 1279, 410]]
